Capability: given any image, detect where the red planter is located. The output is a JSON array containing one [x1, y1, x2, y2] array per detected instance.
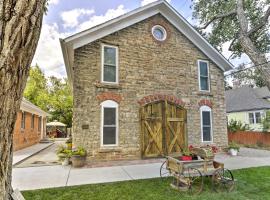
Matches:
[[181, 156, 192, 161]]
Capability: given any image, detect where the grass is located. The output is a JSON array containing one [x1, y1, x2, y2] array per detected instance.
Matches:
[[23, 166, 270, 200]]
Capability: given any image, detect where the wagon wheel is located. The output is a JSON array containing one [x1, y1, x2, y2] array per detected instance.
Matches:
[[187, 168, 203, 195], [212, 168, 235, 192], [160, 160, 170, 179]]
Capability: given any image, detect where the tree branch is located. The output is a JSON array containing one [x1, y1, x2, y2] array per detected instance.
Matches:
[[198, 10, 237, 30], [247, 6, 270, 36], [228, 38, 237, 51]]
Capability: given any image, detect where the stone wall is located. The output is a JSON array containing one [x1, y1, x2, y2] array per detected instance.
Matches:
[[72, 14, 228, 161]]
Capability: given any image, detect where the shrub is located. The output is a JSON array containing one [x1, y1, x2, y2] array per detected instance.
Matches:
[[227, 119, 249, 132], [262, 111, 270, 132], [72, 146, 86, 157], [56, 145, 72, 160], [228, 142, 240, 151]]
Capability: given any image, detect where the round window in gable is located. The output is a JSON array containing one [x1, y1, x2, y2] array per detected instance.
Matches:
[[152, 25, 167, 41]]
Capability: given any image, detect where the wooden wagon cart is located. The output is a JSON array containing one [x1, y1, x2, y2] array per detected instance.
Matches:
[[160, 147, 235, 194]]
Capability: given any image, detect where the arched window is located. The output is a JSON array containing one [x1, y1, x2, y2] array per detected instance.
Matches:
[[100, 100, 118, 146], [200, 106, 213, 142]]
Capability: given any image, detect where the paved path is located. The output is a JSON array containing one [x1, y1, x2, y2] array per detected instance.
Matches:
[[13, 143, 53, 165], [15, 141, 64, 168], [12, 147, 270, 191]]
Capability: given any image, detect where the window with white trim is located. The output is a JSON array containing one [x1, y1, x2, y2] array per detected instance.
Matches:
[[102, 44, 118, 83], [200, 106, 212, 142], [101, 100, 118, 146], [198, 60, 210, 91], [248, 112, 263, 124]]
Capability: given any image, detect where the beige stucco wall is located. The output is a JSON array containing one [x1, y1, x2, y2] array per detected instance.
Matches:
[[72, 14, 228, 160]]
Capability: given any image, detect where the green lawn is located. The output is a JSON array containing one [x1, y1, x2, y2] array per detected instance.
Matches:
[[23, 166, 270, 200]]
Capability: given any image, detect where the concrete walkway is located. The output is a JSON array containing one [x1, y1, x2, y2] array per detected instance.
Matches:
[[15, 141, 64, 168], [13, 143, 53, 165], [12, 147, 270, 191]]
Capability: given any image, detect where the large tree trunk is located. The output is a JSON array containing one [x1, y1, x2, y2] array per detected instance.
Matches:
[[237, 0, 270, 89], [0, 1, 46, 199]]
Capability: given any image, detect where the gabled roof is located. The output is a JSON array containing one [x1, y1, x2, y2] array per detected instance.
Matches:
[[21, 98, 50, 117], [60, 0, 234, 83], [225, 86, 270, 113]]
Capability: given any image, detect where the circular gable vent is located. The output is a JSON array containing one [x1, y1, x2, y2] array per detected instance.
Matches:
[[151, 25, 167, 41]]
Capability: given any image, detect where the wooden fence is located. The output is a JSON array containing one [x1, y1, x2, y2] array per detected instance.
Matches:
[[228, 131, 270, 146]]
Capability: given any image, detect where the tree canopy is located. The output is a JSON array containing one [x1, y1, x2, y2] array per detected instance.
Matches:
[[192, 0, 270, 88], [24, 65, 73, 127]]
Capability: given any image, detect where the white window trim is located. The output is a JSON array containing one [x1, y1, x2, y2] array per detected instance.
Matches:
[[100, 100, 119, 147], [151, 25, 167, 41], [248, 110, 264, 124], [198, 60, 210, 92], [200, 105, 213, 143], [101, 44, 119, 84]]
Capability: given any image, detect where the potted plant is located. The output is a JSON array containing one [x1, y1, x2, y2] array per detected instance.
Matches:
[[228, 142, 240, 156], [66, 138, 72, 150], [181, 147, 192, 161], [56, 145, 72, 166], [71, 146, 87, 168]]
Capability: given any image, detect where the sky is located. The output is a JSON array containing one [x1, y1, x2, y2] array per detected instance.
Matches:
[[32, 0, 250, 78]]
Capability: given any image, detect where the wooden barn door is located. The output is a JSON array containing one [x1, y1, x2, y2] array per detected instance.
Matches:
[[140, 102, 164, 157], [140, 101, 187, 158], [165, 101, 187, 155]]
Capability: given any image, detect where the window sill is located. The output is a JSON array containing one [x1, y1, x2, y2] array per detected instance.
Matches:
[[94, 82, 122, 89], [197, 91, 213, 97], [98, 147, 122, 153]]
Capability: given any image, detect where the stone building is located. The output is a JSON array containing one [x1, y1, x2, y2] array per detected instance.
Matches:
[[13, 98, 50, 151], [60, 1, 233, 160]]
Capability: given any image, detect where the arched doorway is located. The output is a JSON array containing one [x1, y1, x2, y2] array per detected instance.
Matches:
[[140, 100, 187, 158]]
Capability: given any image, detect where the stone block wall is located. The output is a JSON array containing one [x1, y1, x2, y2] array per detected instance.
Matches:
[[72, 14, 228, 161]]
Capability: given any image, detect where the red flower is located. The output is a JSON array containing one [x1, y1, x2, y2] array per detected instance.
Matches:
[[188, 145, 194, 150], [211, 146, 218, 153]]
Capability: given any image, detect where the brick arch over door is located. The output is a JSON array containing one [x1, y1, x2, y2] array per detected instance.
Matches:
[[138, 94, 185, 107], [140, 98, 187, 158]]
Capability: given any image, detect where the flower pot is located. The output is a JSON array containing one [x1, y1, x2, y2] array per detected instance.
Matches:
[[62, 158, 70, 166], [71, 155, 86, 168], [181, 156, 192, 161], [229, 148, 238, 156]]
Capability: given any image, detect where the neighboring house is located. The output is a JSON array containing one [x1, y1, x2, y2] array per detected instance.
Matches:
[[60, 0, 233, 161], [13, 98, 50, 151], [225, 86, 270, 131]]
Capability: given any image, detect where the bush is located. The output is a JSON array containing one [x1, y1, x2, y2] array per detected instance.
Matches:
[[227, 119, 249, 132], [72, 146, 86, 157], [262, 111, 270, 132], [56, 145, 72, 160]]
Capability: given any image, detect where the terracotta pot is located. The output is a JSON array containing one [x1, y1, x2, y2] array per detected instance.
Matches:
[[71, 155, 86, 168], [181, 156, 192, 161]]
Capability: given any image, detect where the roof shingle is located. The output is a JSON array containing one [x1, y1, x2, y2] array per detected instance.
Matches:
[[225, 86, 270, 113]]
